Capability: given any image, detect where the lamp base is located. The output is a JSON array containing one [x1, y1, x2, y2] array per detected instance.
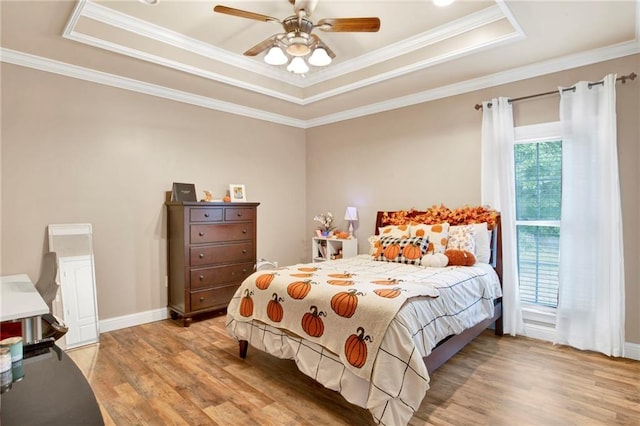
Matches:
[[348, 222, 354, 238]]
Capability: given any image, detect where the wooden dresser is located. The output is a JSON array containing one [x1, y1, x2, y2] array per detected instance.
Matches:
[[165, 201, 259, 326]]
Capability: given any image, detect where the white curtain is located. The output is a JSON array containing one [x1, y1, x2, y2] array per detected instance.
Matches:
[[481, 97, 524, 336], [555, 74, 625, 357]]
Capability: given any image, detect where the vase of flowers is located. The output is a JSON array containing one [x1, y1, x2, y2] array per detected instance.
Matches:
[[314, 212, 335, 236]]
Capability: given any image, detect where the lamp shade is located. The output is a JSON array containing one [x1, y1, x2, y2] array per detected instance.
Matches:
[[344, 207, 358, 221], [264, 46, 288, 65], [287, 57, 309, 74], [308, 47, 332, 66]]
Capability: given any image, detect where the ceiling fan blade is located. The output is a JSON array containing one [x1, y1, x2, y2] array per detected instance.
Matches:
[[316, 17, 381, 32], [213, 5, 280, 23], [311, 34, 336, 59], [243, 36, 277, 56]]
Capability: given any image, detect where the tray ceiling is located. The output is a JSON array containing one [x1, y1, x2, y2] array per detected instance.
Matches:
[[1, 0, 638, 127]]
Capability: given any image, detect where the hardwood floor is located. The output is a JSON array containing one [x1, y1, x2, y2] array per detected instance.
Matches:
[[68, 313, 640, 425]]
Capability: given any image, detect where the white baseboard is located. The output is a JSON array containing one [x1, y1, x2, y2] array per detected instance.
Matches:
[[99, 307, 169, 333], [624, 342, 640, 361], [524, 322, 640, 361]]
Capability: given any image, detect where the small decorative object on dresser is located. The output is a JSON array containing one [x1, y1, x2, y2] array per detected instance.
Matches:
[[165, 200, 260, 326], [229, 184, 246, 202]]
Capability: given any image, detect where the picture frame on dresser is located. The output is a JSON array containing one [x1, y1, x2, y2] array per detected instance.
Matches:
[[229, 184, 246, 202], [171, 182, 197, 202]]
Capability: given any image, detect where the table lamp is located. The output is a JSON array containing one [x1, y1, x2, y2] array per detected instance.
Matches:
[[344, 207, 358, 238]]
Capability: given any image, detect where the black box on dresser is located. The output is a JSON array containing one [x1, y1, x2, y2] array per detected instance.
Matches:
[[165, 201, 260, 326]]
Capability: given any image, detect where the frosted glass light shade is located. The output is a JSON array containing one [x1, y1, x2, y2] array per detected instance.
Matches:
[[287, 57, 309, 74], [308, 47, 332, 66], [286, 43, 311, 57], [264, 46, 288, 65]]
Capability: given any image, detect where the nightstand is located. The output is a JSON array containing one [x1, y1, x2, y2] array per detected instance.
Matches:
[[312, 237, 357, 263]]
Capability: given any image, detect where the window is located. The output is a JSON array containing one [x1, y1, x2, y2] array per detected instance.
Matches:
[[514, 123, 562, 309]]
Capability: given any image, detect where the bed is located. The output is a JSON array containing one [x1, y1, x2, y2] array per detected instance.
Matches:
[[225, 207, 503, 425]]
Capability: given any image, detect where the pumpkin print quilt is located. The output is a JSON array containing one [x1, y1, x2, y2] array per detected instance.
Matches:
[[230, 261, 440, 378]]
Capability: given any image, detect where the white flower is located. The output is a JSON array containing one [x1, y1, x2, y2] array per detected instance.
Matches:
[[313, 212, 335, 231]]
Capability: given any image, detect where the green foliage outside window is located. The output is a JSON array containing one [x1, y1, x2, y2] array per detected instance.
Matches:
[[514, 141, 562, 308]]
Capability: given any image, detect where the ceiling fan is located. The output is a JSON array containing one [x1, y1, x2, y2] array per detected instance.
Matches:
[[213, 0, 381, 74]]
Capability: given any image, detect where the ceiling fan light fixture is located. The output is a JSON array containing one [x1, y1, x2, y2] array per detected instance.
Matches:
[[308, 47, 332, 66], [287, 57, 309, 74], [264, 46, 288, 65], [286, 41, 311, 57]]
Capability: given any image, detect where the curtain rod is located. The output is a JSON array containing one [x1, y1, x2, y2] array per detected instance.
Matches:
[[474, 72, 637, 110]]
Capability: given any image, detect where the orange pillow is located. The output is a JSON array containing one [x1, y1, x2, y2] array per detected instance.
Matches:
[[445, 249, 476, 266]]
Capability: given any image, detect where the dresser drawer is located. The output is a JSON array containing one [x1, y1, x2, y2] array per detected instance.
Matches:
[[190, 208, 223, 222], [190, 284, 240, 311], [190, 242, 254, 267], [225, 207, 255, 222], [190, 223, 253, 244], [190, 262, 254, 290]]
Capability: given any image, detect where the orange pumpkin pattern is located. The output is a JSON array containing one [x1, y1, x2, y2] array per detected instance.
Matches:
[[301, 306, 326, 337], [255, 273, 277, 290], [297, 267, 318, 272], [239, 289, 254, 317], [287, 280, 314, 299], [375, 236, 429, 265], [331, 289, 364, 318], [374, 287, 403, 299], [290, 273, 314, 278], [328, 272, 354, 279], [371, 278, 402, 286], [267, 293, 284, 322], [344, 327, 372, 368], [327, 279, 354, 286]]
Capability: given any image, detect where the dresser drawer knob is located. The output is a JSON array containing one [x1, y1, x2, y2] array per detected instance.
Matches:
[[242, 268, 247, 272], [199, 232, 204, 236], [242, 249, 247, 254], [242, 229, 247, 234], [199, 253, 204, 258], [199, 275, 204, 280], [237, 212, 243, 217], [199, 297, 205, 302], [204, 213, 210, 218]]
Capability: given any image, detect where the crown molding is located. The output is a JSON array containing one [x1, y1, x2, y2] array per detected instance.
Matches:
[[0, 48, 306, 128], [65, 0, 523, 106], [302, 4, 514, 86], [306, 39, 640, 127], [1, 39, 637, 129]]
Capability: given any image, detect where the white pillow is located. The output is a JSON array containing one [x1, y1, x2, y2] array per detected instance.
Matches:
[[472, 222, 491, 263]]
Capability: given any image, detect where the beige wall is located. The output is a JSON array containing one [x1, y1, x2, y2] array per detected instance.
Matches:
[[2, 54, 638, 344], [306, 54, 639, 343], [0, 64, 307, 319]]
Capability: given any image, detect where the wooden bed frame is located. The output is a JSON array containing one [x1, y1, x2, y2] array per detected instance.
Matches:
[[238, 211, 504, 374]]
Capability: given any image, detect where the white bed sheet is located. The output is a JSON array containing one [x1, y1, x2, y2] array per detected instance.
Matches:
[[226, 256, 502, 425]]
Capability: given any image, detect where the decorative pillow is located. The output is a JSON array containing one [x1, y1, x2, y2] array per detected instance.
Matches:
[[447, 225, 476, 252], [420, 253, 449, 268], [410, 223, 449, 254], [368, 235, 382, 257], [472, 222, 491, 263], [445, 249, 476, 266], [375, 236, 429, 265], [378, 224, 411, 239]]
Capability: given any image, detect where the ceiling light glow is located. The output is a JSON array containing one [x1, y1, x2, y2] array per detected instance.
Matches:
[[287, 57, 309, 74], [308, 47, 332, 66], [264, 46, 288, 65]]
